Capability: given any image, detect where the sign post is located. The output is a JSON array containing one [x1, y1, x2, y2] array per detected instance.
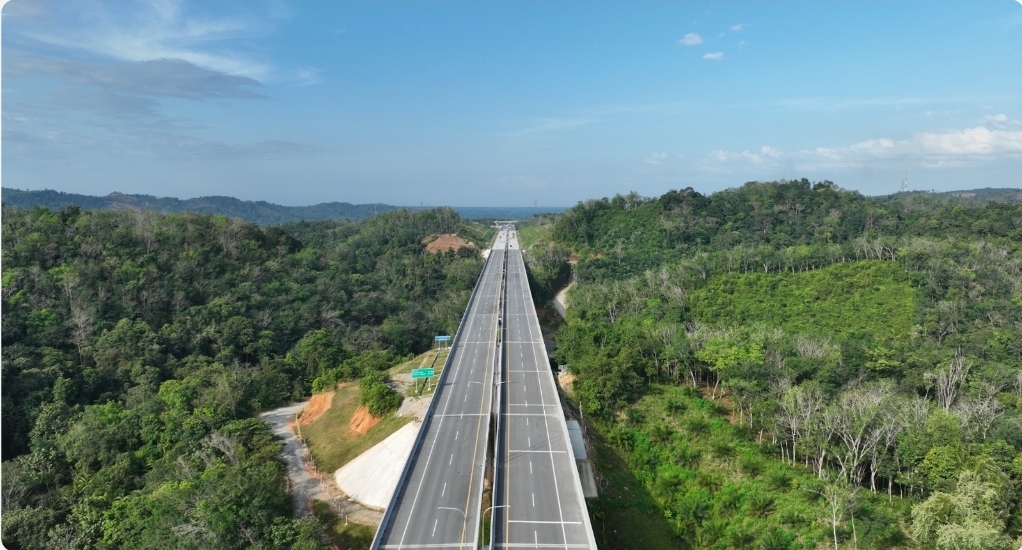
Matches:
[[434, 335, 451, 350], [411, 368, 435, 393]]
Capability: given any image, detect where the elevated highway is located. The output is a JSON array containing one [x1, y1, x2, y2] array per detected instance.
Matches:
[[372, 226, 595, 550], [373, 228, 508, 550], [490, 229, 597, 550]]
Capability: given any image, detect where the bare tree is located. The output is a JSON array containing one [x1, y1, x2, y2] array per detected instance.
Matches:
[[204, 432, 242, 466], [824, 383, 894, 484], [794, 335, 832, 359], [776, 383, 826, 465], [933, 350, 970, 411], [808, 477, 860, 550], [953, 381, 1004, 441], [67, 303, 95, 362]]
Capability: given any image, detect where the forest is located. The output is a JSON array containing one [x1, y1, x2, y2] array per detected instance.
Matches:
[[549, 181, 1022, 549], [0, 204, 490, 549], [0, 188, 398, 224]]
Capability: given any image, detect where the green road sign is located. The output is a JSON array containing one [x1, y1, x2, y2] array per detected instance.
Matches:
[[411, 368, 434, 379]]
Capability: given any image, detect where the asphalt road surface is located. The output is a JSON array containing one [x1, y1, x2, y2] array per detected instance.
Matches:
[[492, 228, 597, 549], [376, 229, 508, 549]]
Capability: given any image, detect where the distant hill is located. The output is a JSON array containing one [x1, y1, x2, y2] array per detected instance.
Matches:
[[1, 188, 397, 224], [934, 187, 1022, 204], [0, 188, 567, 224], [449, 206, 565, 220], [881, 187, 1022, 206]]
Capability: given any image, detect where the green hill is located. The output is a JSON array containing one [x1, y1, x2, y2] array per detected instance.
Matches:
[[1, 188, 396, 224]]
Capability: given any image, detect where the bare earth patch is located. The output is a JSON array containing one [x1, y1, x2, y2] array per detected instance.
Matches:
[[299, 391, 334, 425], [557, 372, 576, 396], [348, 405, 381, 435], [422, 233, 475, 253]]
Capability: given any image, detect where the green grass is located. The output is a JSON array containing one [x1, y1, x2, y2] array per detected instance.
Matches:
[[310, 500, 376, 550], [586, 426, 680, 549], [519, 223, 554, 250], [389, 348, 450, 397], [302, 381, 413, 474], [687, 260, 917, 341]]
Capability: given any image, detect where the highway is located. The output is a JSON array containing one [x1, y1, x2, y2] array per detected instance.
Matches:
[[374, 228, 509, 550], [491, 227, 597, 550]]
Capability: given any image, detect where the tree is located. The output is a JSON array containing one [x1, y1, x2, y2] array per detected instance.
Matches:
[[775, 382, 825, 465], [807, 477, 860, 550], [910, 469, 1014, 550]]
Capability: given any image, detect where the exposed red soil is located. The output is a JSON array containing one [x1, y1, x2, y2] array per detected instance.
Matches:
[[422, 234, 476, 253], [299, 391, 334, 425], [348, 405, 381, 435]]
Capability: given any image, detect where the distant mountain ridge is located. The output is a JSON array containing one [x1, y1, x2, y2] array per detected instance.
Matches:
[[1, 188, 568, 224], [882, 187, 1022, 205], [1, 188, 397, 224]]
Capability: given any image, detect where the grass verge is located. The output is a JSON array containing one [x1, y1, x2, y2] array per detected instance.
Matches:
[[311, 500, 375, 549], [302, 380, 413, 474], [519, 223, 553, 250]]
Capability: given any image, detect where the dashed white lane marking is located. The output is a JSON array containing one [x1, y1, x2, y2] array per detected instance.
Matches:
[[532, 493, 535, 507], [450, 454, 454, 465], [432, 518, 438, 537], [442, 483, 447, 497]]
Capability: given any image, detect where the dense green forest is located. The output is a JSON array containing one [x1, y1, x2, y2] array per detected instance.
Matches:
[[550, 180, 1022, 549], [1, 204, 491, 549]]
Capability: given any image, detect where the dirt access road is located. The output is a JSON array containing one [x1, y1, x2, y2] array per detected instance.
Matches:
[[259, 402, 382, 525]]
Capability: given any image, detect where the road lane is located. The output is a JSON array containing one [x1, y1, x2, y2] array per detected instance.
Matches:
[[375, 229, 508, 550], [492, 228, 596, 550]]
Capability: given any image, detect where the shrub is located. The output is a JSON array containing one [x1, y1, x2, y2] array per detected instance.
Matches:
[[359, 373, 403, 417]]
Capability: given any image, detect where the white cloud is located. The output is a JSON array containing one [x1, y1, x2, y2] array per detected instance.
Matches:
[[730, 23, 747, 31], [5, 50, 262, 100], [679, 33, 703, 46], [504, 117, 595, 141], [15, 1, 278, 81], [707, 146, 780, 165], [701, 122, 1022, 173], [643, 152, 669, 165], [703, 52, 724, 60]]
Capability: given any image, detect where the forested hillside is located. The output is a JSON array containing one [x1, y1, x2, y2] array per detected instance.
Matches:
[[1, 205, 491, 549], [549, 180, 1022, 549], [1, 188, 396, 224]]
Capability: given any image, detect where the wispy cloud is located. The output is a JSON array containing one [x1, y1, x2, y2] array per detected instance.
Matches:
[[679, 32, 703, 46], [703, 52, 724, 61], [11, 0, 279, 81], [700, 119, 1022, 173], [504, 117, 595, 140], [4, 50, 263, 100], [730, 23, 750, 31], [1, 1, 325, 163], [643, 152, 669, 165]]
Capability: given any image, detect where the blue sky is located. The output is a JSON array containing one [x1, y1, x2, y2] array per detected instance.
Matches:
[[2, 1, 1021, 207]]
